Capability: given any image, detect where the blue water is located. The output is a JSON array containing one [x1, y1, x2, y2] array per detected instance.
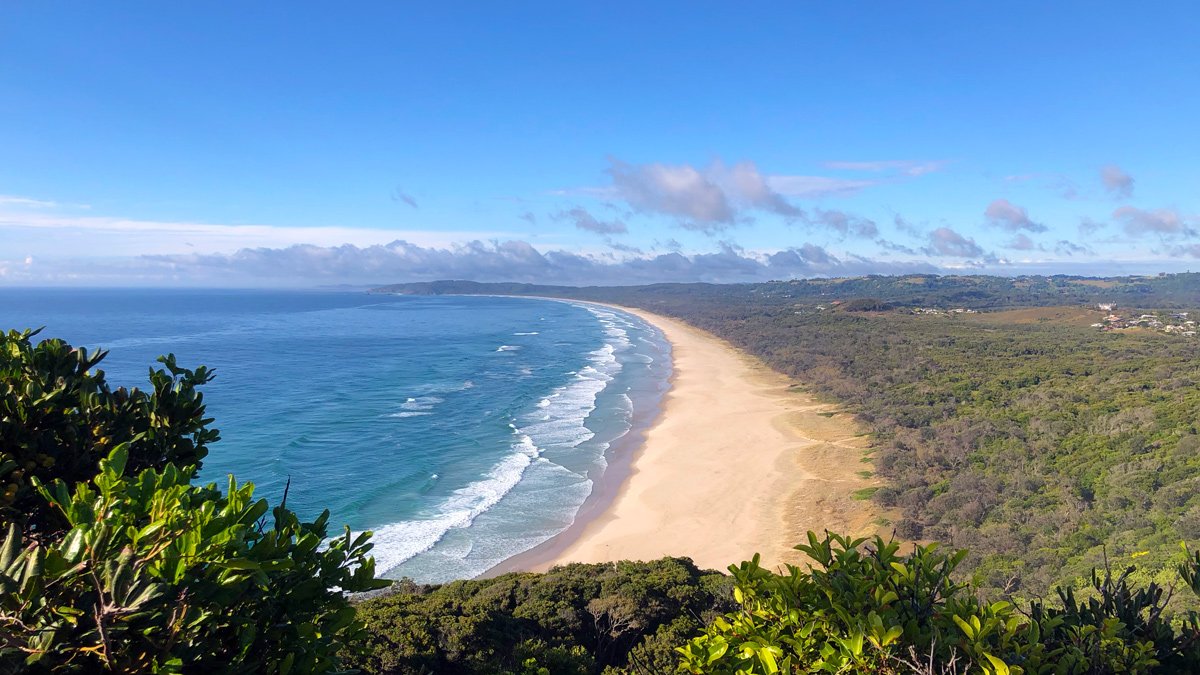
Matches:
[[0, 289, 671, 582]]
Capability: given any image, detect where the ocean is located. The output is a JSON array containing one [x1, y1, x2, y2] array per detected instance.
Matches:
[[0, 289, 671, 583]]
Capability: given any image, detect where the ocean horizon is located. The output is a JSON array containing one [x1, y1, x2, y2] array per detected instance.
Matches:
[[0, 288, 670, 583]]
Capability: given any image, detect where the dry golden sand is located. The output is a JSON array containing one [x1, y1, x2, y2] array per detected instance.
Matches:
[[533, 306, 886, 573]]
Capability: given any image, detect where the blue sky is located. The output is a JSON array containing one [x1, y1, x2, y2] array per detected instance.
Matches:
[[2, 2, 1198, 285]]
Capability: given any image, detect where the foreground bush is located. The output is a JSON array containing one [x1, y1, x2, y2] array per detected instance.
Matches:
[[0, 331, 388, 673], [0, 445, 387, 673], [0, 328, 218, 535], [678, 532, 1200, 674], [346, 557, 735, 674]]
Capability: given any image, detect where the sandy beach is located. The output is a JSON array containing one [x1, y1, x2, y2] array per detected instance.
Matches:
[[515, 304, 885, 573]]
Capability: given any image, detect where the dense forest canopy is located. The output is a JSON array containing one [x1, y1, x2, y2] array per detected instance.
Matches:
[[375, 274, 1200, 601]]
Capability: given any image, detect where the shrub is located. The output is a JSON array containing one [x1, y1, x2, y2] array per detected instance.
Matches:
[[0, 445, 388, 673], [347, 557, 734, 674], [678, 532, 1200, 675], [0, 331, 388, 673], [0, 329, 218, 535]]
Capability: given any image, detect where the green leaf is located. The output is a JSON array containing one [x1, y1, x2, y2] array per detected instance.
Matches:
[[953, 614, 975, 639], [61, 528, 86, 561], [759, 645, 780, 673], [105, 443, 130, 477], [0, 523, 19, 569], [983, 653, 1011, 675], [217, 559, 262, 571]]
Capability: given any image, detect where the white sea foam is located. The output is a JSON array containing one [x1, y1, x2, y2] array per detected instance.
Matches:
[[514, 331, 539, 335], [618, 392, 633, 412], [372, 301, 663, 580], [514, 328, 623, 457], [410, 380, 474, 395], [387, 395, 444, 418], [369, 431, 542, 574], [400, 396, 442, 411], [496, 345, 520, 352], [97, 323, 252, 350]]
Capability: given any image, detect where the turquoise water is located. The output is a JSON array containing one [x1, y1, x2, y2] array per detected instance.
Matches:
[[0, 289, 671, 582]]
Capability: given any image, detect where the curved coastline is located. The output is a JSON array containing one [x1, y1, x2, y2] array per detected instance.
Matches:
[[479, 298, 672, 577], [376, 296, 669, 582], [490, 301, 885, 575]]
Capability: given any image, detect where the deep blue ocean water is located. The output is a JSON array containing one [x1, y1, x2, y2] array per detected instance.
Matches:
[[0, 289, 670, 582]]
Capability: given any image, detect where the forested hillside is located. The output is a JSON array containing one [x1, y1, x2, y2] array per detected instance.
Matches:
[[373, 272, 1200, 312], [376, 274, 1200, 600]]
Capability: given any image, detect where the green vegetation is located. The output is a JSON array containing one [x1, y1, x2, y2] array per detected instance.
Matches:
[[839, 298, 892, 312], [0, 329, 387, 674], [345, 558, 734, 674], [692, 306, 1200, 600], [679, 532, 1200, 674], [379, 276, 1200, 600], [0, 329, 218, 535], [371, 272, 1200, 673], [706, 308, 1200, 600], [347, 532, 1200, 674], [16, 268, 1200, 672], [372, 272, 1200, 311]]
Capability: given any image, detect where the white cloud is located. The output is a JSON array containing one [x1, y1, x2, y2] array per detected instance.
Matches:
[[555, 206, 627, 235], [925, 227, 986, 258], [823, 160, 948, 176], [607, 159, 736, 228], [800, 209, 878, 238], [0, 195, 62, 209], [0, 210, 507, 257], [0, 238, 941, 286], [765, 175, 876, 198], [1100, 165, 1134, 199], [711, 160, 803, 217], [1113, 206, 1196, 238], [601, 158, 877, 232], [1006, 233, 1038, 251], [1055, 240, 1091, 257], [984, 199, 1046, 232]]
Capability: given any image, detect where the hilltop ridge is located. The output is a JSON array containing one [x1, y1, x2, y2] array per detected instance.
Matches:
[[373, 272, 1200, 311]]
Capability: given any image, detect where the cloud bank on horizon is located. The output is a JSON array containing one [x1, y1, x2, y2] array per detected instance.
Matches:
[[1, 4, 1197, 286], [3, 154, 1200, 286]]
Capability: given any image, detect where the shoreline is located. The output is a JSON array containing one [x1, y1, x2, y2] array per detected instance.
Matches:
[[481, 299, 673, 577], [490, 301, 884, 575]]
